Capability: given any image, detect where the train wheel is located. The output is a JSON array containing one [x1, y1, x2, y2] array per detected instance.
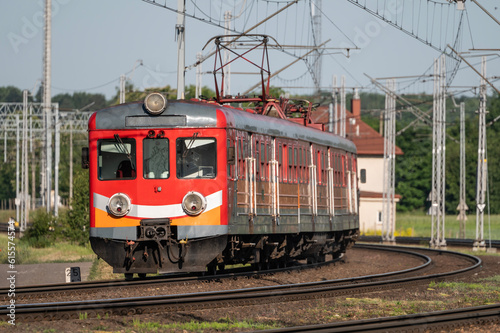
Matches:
[[124, 273, 134, 281], [255, 261, 269, 271], [138, 273, 147, 279], [206, 263, 217, 276]]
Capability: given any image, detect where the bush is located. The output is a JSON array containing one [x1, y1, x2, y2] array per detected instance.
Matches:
[[22, 209, 57, 248], [64, 169, 90, 245]]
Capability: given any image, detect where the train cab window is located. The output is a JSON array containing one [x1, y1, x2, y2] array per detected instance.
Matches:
[[144, 138, 169, 179], [98, 139, 136, 180], [176, 137, 216, 179]]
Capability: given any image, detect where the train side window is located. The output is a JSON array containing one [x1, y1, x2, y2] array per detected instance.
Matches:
[[293, 147, 298, 183], [260, 142, 266, 180], [143, 138, 169, 179], [342, 154, 346, 186], [254, 140, 260, 179], [297, 147, 302, 183], [98, 138, 136, 180], [227, 138, 236, 179], [316, 150, 322, 185], [278, 144, 283, 182], [282, 144, 288, 182], [238, 137, 244, 179], [176, 137, 217, 179]]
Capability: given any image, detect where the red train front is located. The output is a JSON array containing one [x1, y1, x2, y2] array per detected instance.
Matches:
[[87, 94, 231, 277]]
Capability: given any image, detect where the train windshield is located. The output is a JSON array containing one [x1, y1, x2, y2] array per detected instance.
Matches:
[[143, 138, 169, 179], [176, 137, 216, 179], [98, 139, 136, 180]]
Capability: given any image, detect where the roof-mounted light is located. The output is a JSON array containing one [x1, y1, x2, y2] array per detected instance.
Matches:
[[144, 92, 167, 115]]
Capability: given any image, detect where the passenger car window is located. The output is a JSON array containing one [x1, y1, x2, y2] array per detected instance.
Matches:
[[144, 138, 169, 179], [98, 139, 136, 180], [176, 137, 216, 179]]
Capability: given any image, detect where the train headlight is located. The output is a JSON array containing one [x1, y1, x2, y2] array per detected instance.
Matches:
[[144, 92, 167, 115], [108, 193, 132, 217], [182, 191, 207, 216]]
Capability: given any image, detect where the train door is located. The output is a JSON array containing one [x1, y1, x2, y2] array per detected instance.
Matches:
[[270, 138, 279, 224], [327, 148, 335, 222], [309, 144, 317, 224], [227, 129, 237, 222], [341, 153, 347, 214], [235, 131, 251, 233], [314, 145, 329, 231], [348, 153, 358, 214], [298, 143, 311, 223], [251, 134, 272, 232], [246, 134, 257, 221]]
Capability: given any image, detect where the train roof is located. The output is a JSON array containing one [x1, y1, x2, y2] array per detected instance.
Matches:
[[91, 99, 356, 154]]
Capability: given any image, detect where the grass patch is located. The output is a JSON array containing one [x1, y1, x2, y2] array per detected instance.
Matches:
[[87, 257, 122, 281], [312, 282, 500, 322], [309, 297, 448, 320], [430, 276, 500, 294], [0, 210, 16, 224], [390, 212, 500, 240], [131, 318, 280, 332], [0, 234, 95, 264]]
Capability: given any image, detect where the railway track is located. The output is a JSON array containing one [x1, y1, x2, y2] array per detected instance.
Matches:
[[0, 254, 349, 302], [259, 303, 500, 332], [0, 244, 480, 323], [360, 235, 500, 249]]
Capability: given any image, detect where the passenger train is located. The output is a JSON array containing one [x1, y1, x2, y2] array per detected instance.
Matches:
[[83, 35, 359, 278]]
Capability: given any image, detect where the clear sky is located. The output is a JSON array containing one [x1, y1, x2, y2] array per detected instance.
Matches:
[[1, 0, 499, 104]]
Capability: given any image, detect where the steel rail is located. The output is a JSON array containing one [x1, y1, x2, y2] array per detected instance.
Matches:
[[0, 244, 427, 301], [1, 245, 479, 322], [359, 235, 500, 248], [258, 303, 500, 332], [0, 257, 344, 300]]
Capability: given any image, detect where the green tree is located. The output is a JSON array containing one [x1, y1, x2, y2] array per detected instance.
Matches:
[[0, 86, 24, 102], [63, 169, 90, 245], [395, 125, 433, 212], [53, 91, 108, 110]]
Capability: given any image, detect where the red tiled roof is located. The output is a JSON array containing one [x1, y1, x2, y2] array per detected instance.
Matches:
[[360, 191, 402, 199], [312, 103, 403, 156]]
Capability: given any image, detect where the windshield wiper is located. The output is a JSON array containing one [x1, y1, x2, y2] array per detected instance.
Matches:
[[183, 132, 199, 158], [114, 134, 135, 170]]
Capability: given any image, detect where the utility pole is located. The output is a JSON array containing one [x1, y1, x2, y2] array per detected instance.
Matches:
[[69, 121, 73, 205], [43, 0, 52, 212], [430, 55, 447, 249], [223, 11, 232, 97], [119, 60, 142, 104], [457, 101, 468, 238], [21, 91, 29, 231], [15, 115, 20, 223], [195, 52, 202, 98], [119, 75, 126, 104], [382, 79, 396, 243], [311, 0, 322, 97], [176, 0, 186, 99], [340, 75, 346, 137], [54, 105, 60, 216], [474, 56, 487, 251], [332, 75, 338, 135]]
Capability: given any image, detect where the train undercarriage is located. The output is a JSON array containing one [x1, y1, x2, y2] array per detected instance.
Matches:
[[90, 219, 359, 279]]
